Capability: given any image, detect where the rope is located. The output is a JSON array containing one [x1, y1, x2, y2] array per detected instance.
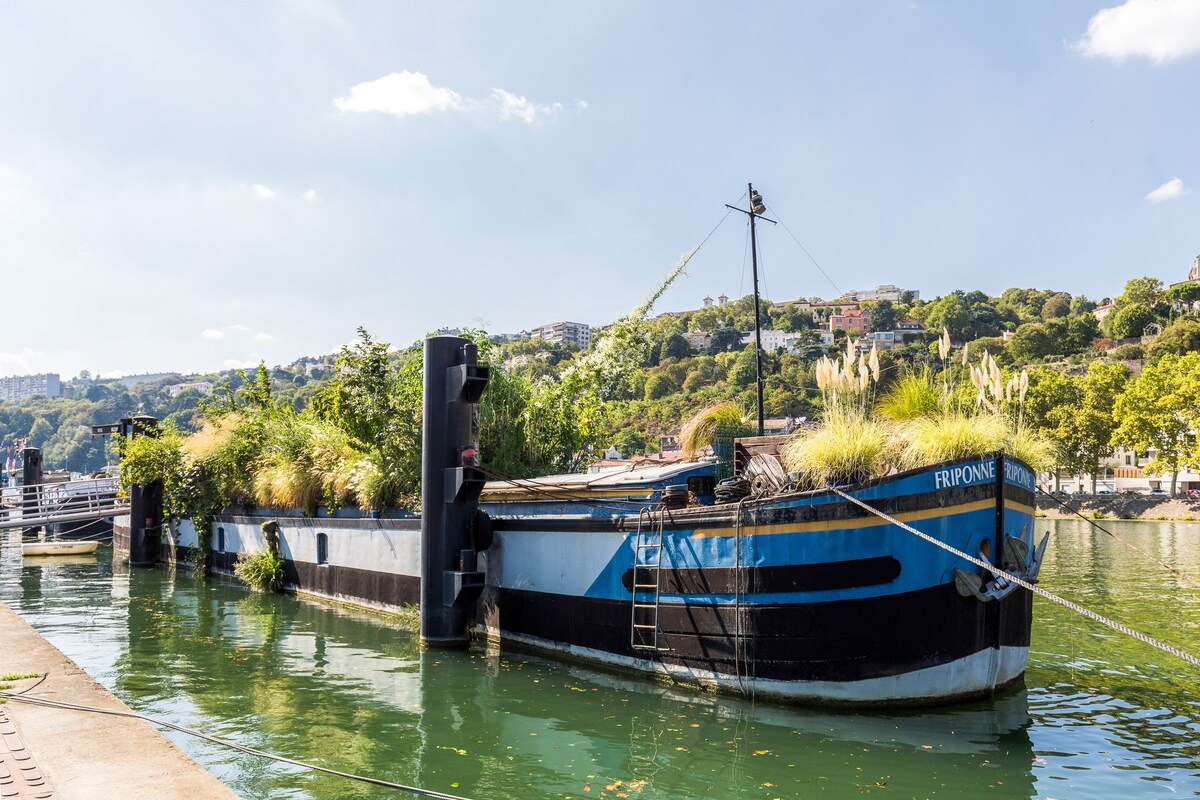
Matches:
[[1035, 486, 1198, 588], [763, 203, 842, 297], [827, 486, 1200, 669], [0, 689, 473, 799]]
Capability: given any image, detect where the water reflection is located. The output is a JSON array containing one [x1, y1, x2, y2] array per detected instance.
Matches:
[[2, 523, 1199, 798]]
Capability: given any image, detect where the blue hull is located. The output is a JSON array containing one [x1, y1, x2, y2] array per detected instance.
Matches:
[[479, 454, 1039, 706]]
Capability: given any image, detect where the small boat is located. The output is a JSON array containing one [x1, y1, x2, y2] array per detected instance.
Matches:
[[22, 540, 100, 556]]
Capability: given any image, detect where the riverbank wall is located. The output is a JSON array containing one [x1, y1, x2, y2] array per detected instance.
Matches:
[[1036, 494, 1200, 520]]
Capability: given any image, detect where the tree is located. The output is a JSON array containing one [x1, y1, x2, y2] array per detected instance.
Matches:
[[707, 324, 744, 355], [644, 372, 674, 400], [1117, 276, 1163, 308], [1023, 368, 1083, 489], [1106, 302, 1157, 340], [1041, 294, 1071, 319], [1147, 318, 1200, 359], [659, 333, 691, 361], [1069, 295, 1097, 315], [924, 294, 972, 342], [27, 417, 53, 448], [1113, 352, 1200, 496], [866, 300, 897, 332], [1076, 363, 1127, 492], [1163, 281, 1200, 311], [1007, 323, 1054, 363]]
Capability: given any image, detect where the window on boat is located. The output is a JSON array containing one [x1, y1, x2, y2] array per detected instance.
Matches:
[[317, 532, 329, 565], [216, 526, 225, 554]]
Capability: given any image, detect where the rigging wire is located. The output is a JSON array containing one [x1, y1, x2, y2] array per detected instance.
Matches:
[[0, 689, 475, 800], [764, 203, 842, 298]]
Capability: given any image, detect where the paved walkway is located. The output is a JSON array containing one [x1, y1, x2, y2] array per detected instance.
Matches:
[[0, 601, 238, 800]]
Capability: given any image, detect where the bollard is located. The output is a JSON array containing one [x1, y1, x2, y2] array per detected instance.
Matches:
[[420, 336, 490, 648]]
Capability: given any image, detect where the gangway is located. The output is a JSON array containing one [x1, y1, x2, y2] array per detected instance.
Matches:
[[0, 478, 128, 531]]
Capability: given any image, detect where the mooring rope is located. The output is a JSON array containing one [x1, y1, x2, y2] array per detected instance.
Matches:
[[826, 486, 1200, 668], [0, 689, 473, 799]]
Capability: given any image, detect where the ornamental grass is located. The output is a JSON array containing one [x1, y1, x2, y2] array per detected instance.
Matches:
[[678, 402, 750, 459], [781, 405, 894, 488], [781, 330, 1051, 487], [875, 369, 941, 422], [894, 410, 1010, 469]]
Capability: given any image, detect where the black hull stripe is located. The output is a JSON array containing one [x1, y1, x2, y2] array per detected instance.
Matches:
[[621, 557, 901, 594], [204, 550, 421, 607], [488, 583, 1032, 683]]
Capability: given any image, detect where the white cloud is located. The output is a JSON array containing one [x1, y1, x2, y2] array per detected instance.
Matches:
[[224, 354, 263, 370], [491, 88, 562, 124], [1077, 0, 1200, 63], [333, 72, 581, 124], [0, 349, 50, 376], [334, 70, 462, 116], [228, 324, 253, 333], [303, 189, 317, 201], [200, 329, 225, 339], [253, 184, 276, 198], [1146, 177, 1190, 202], [254, 332, 275, 342]]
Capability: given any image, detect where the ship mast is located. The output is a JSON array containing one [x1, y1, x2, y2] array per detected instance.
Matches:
[[726, 183, 775, 436]]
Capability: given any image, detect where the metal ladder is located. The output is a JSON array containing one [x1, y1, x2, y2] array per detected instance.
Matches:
[[630, 507, 668, 651]]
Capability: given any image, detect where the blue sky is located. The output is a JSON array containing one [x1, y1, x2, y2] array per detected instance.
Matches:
[[1, 1, 1197, 378]]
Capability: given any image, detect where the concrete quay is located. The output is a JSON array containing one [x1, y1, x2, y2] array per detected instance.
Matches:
[[0, 600, 238, 799]]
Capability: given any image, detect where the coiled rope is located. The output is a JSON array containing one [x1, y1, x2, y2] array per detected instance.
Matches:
[[827, 486, 1200, 668]]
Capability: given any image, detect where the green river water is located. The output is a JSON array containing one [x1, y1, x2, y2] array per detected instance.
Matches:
[[1, 518, 1197, 799]]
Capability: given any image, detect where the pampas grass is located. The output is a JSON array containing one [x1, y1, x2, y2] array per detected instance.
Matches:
[[679, 402, 750, 459], [780, 351, 1054, 487], [781, 406, 893, 488]]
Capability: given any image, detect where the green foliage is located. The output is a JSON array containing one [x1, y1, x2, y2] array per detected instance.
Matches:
[[1147, 318, 1200, 359], [234, 521, 286, 592], [1106, 302, 1158, 340], [782, 406, 892, 487], [1007, 323, 1054, 363], [895, 411, 1010, 469], [118, 424, 186, 498], [875, 369, 940, 422], [679, 402, 749, 459], [1113, 352, 1200, 495], [1111, 343, 1144, 360]]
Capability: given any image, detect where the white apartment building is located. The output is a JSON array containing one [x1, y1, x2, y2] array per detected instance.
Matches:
[[166, 381, 214, 398], [1050, 446, 1200, 495], [0, 373, 61, 403], [530, 321, 591, 350], [841, 284, 920, 303]]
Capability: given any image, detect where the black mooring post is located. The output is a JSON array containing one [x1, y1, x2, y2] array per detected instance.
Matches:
[[420, 336, 490, 648], [123, 415, 162, 567], [20, 447, 43, 537]]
